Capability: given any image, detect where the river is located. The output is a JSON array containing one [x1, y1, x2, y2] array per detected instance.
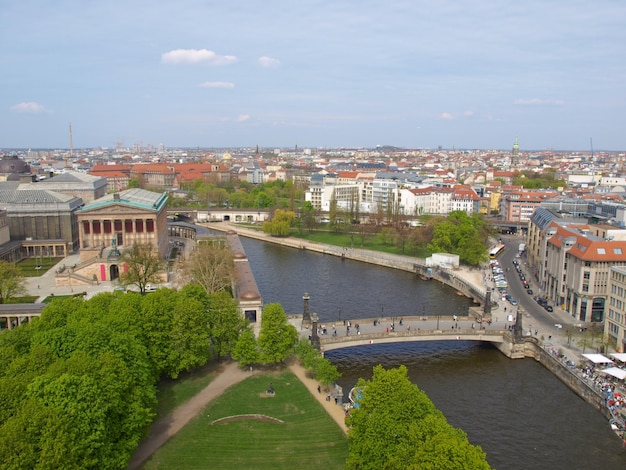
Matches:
[[239, 237, 626, 469]]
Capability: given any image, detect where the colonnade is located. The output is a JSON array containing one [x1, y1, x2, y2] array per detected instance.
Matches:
[[80, 217, 156, 249]]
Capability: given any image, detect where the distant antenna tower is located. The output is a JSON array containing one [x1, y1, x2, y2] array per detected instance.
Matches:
[[590, 137, 594, 164], [69, 122, 74, 158]]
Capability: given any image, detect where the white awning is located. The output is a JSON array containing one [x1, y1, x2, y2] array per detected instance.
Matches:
[[610, 353, 626, 363], [582, 353, 613, 364], [600, 367, 626, 380]]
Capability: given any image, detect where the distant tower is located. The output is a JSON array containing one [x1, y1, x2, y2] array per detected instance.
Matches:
[[69, 122, 74, 158], [511, 137, 520, 169]]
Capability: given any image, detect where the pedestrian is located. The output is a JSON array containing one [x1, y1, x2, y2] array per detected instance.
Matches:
[[317, 385, 321, 394], [37, 285, 40, 289]]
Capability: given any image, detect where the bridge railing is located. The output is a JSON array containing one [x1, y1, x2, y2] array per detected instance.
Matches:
[[319, 328, 507, 345]]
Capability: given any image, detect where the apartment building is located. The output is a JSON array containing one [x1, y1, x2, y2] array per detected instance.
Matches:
[[606, 266, 626, 353], [544, 224, 626, 322], [501, 189, 558, 222]]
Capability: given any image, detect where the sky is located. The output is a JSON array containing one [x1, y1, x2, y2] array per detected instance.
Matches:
[[2, 0, 625, 151]]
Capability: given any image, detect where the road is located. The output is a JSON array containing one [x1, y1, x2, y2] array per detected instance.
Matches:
[[497, 235, 585, 356]]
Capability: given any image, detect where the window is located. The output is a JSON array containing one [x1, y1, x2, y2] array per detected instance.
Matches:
[[614, 248, 623, 254], [583, 272, 590, 280], [585, 261, 591, 267], [582, 284, 589, 292], [597, 248, 606, 255]]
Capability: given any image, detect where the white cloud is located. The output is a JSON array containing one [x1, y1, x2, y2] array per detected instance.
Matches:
[[161, 49, 238, 65], [236, 114, 250, 122], [199, 81, 235, 89], [514, 98, 564, 105], [439, 112, 454, 120], [11, 101, 47, 113], [257, 56, 281, 68]]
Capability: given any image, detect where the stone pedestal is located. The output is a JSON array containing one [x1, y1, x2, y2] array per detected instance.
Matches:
[[302, 292, 312, 328]]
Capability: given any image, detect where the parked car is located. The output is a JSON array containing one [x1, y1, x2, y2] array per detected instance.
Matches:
[[509, 298, 518, 306], [544, 305, 554, 312], [526, 289, 533, 295]]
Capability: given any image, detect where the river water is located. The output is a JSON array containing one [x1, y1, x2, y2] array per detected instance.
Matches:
[[239, 237, 626, 469]]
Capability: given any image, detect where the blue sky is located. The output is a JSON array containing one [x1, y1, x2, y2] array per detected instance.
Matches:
[[2, 0, 625, 150]]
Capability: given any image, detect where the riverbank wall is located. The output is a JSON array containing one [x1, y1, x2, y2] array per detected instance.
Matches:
[[517, 338, 611, 419]]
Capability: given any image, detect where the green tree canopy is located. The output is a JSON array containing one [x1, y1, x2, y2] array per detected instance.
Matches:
[[346, 365, 490, 470], [427, 211, 490, 266], [263, 209, 296, 237], [231, 325, 260, 367], [0, 260, 26, 304], [257, 303, 298, 364]]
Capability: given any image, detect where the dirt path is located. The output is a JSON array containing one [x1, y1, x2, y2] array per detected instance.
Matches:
[[288, 363, 349, 434], [127, 361, 258, 470]]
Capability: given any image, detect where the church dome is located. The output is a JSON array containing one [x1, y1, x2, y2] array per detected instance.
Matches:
[[0, 155, 30, 174]]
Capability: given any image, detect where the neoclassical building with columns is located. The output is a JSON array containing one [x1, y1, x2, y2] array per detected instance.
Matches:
[[73, 189, 168, 282]]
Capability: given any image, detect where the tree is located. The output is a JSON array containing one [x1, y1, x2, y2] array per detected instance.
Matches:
[[262, 209, 295, 237], [231, 326, 259, 367], [294, 338, 341, 386], [182, 240, 235, 295], [300, 201, 317, 232], [119, 243, 165, 294], [346, 365, 490, 470], [0, 261, 26, 304], [205, 290, 248, 359], [257, 303, 298, 364]]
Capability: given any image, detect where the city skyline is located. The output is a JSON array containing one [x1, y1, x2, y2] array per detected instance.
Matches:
[[2, 1, 626, 150]]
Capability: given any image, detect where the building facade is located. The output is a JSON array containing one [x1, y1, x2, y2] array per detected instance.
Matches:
[[606, 266, 626, 353], [74, 189, 169, 282]]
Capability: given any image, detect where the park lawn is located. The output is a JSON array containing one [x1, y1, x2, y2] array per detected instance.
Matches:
[[154, 363, 220, 419], [293, 229, 430, 257], [16, 257, 63, 277], [142, 371, 348, 470]]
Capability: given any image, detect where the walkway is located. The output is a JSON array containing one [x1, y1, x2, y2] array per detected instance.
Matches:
[[126, 361, 258, 470]]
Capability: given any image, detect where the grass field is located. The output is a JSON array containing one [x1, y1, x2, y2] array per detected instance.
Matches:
[[142, 371, 349, 470], [154, 363, 220, 419], [236, 222, 431, 257]]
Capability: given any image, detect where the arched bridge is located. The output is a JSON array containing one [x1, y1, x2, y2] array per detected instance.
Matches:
[[319, 328, 507, 353], [304, 315, 526, 359]]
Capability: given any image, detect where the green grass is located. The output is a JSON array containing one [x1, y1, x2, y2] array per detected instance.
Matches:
[[16, 257, 64, 277], [40, 292, 87, 303], [5, 295, 39, 304], [142, 371, 348, 470], [154, 363, 220, 419], [234, 222, 431, 257]]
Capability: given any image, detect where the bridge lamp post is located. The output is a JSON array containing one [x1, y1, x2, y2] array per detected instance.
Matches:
[[436, 315, 440, 330]]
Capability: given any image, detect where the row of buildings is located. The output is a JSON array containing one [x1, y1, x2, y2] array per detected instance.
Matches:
[[526, 208, 626, 353]]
